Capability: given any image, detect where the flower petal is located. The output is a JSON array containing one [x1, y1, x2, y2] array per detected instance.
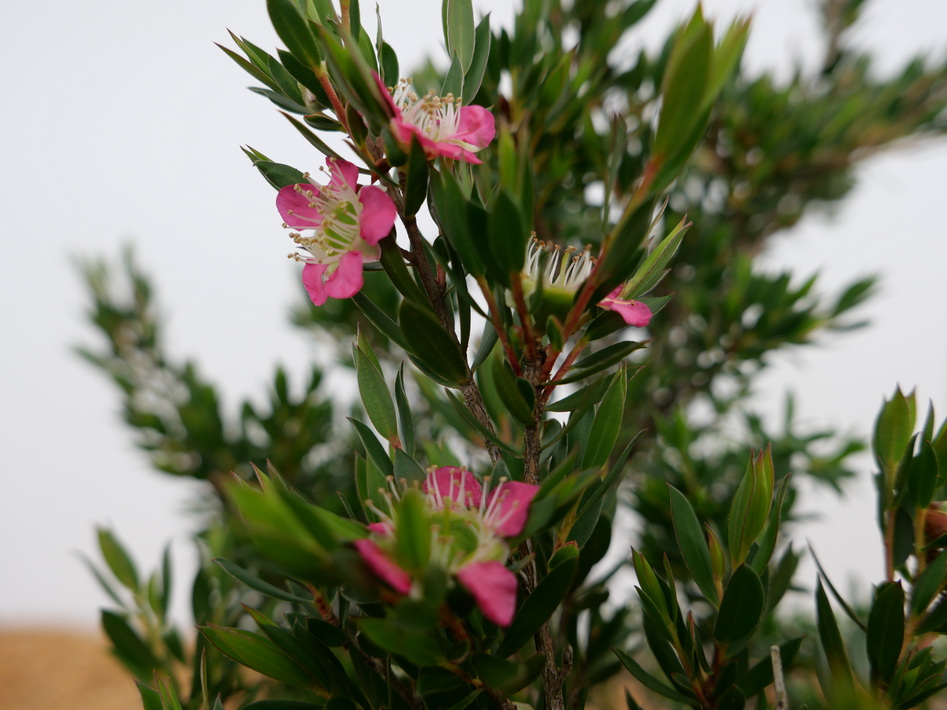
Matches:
[[456, 561, 518, 626], [327, 156, 359, 190], [367, 521, 393, 536], [277, 183, 323, 229], [599, 288, 653, 327], [455, 106, 496, 150], [357, 185, 397, 245], [353, 539, 412, 594], [373, 71, 399, 118], [485, 481, 539, 537], [422, 466, 483, 509], [324, 251, 364, 299], [301, 262, 329, 306]]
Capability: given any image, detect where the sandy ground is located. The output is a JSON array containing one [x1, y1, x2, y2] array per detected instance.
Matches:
[[0, 628, 140, 710]]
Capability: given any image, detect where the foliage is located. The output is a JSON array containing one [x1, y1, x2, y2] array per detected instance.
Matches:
[[78, 0, 947, 708]]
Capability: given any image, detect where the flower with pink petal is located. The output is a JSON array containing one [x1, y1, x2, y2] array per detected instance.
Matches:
[[353, 538, 412, 594], [598, 287, 653, 327], [353, 465, 539, 626], [522, 238, 654, 328], [278, 157, 397, 306], [377, 74, 495, 164], [421, 465, 483, 509], [484, 481, 539, 538], [456, 561, 519, 626]]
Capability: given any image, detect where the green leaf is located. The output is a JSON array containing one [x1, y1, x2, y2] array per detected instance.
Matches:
[[912, 552, 947, 617], [713, 564, 764, 646], [246, 156, 307, 191], [267, 0, 323, 70], [668, 485, 719, 606], [444, 0, 475, 73], [471, 321, 498, 371], [497, 553, 578, 657], [463, 15, 492, 104], [355, 343, 398, 441], [358, 617, 445, 665], [440, 52, 464, 99], [350, 417, 393, 478], [472, 653, 544, 694], [874, 388, 915, 481], [866, 581, 904, 683], [581, 369, 626, 468], [613, 648, 694, 704], [97, 527, 139, 591], [728, 449, 774, 566], [101, 610, 159, 678], [815, 580, 856, 696], [653, 10, 712, 161], [137, 682, 162, 710], [486, 190, 527, 286], [559, 341, 645, 385], [399, 299, 469, 385], [429, 169, 483, 276], [395, 488, 431, 570], [808, 543, 867, 632], [622, 218, 689, 300], [394, 366, 415, 455], [213, 558, 312, 603], [201, 625, 315, 688], [280, 112, 343, 160], [402, 136, 429, 217], [749, 473, 791, 576], [907, 441, 939, 508], [491, 356, 534, 425], [351, 291, 409, 350]]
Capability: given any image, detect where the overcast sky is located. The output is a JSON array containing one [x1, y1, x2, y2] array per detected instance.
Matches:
[[1, 0, 945, 628]]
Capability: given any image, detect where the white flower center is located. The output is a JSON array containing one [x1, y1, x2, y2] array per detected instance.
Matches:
[[525, 237, 596, 293], [391, 78, 462, 143], [287, 168, 362, 265]]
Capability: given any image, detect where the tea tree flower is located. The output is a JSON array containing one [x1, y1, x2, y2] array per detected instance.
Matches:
[[523, 238, 653, 327], [355, 466, 538, 626], [278, 157, 397, 306], [377, 75, 496, 164]]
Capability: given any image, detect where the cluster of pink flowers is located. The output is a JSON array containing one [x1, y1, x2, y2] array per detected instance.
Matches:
[[278, 80, 496, 306], [353, 466, 538, 627]]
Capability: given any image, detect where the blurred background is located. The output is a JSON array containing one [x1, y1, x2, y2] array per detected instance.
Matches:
[[1, 0, 945, 691]]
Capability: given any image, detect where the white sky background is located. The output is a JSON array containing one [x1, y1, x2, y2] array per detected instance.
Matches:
[[0, 0, 945, 628]]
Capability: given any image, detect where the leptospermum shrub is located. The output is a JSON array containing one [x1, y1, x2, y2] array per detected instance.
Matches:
[[81, 0, 947, 708]]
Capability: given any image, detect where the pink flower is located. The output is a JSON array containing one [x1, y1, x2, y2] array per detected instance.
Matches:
[[522, 239, 654, 328], [456, 561, 519, 627], [598, 287, 653, 327], [376, 74, 495, 164], [353, 466, 539, 626], [353, 538, 412, 594], [278, 157, 397, 306], [421, 465, 483, 509], [483, 481, 538, 537]]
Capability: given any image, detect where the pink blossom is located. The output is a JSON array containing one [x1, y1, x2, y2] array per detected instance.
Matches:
[[278, 157, 396, 306], [353, 466, 539, 626], [598, 288, 653, 327], [376, 74, 495, 164], [456, 561, 519, 627], [352, 538, 411, 594], [484, 481, 539, 538], [421, 465, 483, 509]]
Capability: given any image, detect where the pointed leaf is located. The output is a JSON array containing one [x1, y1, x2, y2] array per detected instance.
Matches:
[[668, 485, 718, 606]]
